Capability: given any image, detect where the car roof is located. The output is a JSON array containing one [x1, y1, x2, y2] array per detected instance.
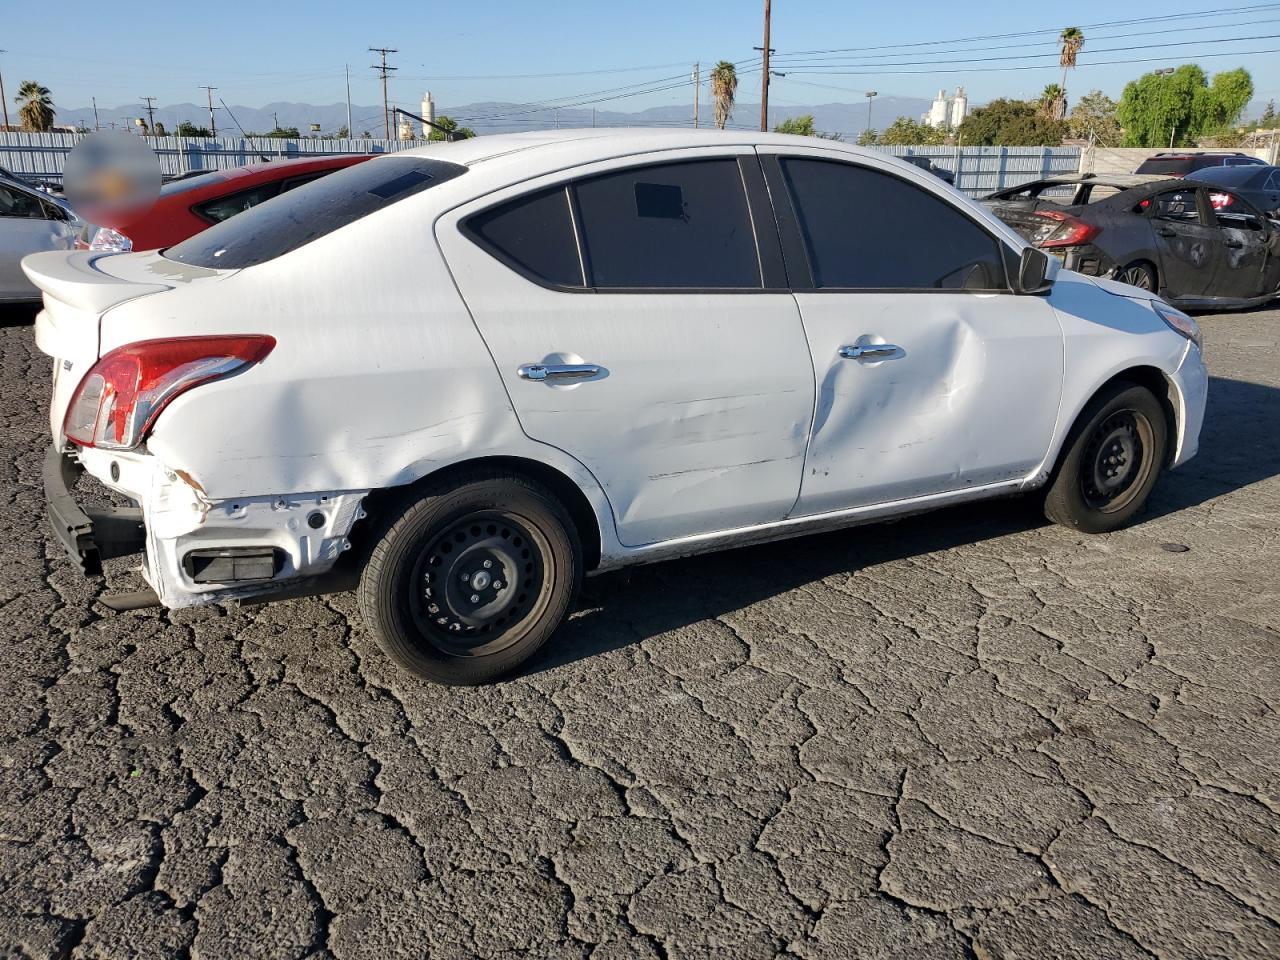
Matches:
[[1185, 164, 1274, 186]]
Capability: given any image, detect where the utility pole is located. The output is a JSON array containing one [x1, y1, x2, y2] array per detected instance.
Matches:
[[92, 96, 100, 131], [369, 47, 398, 140], [759, 0, 772, 132], [140, 96, 157, 135], [345, 64, 353, 135], [692, 62, 700, 128], [200, 85, 217, 136], [0, 50, 9, 131]]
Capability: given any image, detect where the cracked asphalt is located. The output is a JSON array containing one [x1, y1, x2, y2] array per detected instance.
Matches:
[[1, 303, 1278, 959]]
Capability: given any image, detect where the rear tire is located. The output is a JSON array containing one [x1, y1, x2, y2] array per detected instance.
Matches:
[[1116, 261, 1157, 293], [1043, 382, 1168, 534], [359, 470, 581, 685]]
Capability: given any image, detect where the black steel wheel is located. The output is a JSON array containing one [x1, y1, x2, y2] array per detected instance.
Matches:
[[411, 512, 548, 656], [1043, 382, 1168, 534], [1079, 410, 1154, 513], [359, 471, 581, 684]]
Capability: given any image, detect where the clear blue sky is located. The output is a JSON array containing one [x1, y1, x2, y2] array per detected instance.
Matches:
[[7, 0, 1280, 119]]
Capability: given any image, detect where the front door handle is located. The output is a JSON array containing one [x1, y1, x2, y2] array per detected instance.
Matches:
[[1157, 227, 1177, 237], [839, 343, 901, 361], [1224, 238, 1244, 249], [517, 362, 601, 382]]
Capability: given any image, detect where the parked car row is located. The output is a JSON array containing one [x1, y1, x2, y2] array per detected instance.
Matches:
[[28, 129, 1207, 684], [983, 167, 1280, 309]]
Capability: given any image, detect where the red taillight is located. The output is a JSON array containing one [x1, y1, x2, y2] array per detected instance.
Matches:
[[1032, 210, 1101, 249], [1209, 192, 1233, 210], [63, 335, 275, 449]]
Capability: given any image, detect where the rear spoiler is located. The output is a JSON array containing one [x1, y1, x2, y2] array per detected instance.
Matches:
[[22, 251, 170, 314]]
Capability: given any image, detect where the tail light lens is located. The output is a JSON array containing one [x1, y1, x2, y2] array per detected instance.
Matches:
[[1031, 210, 1101, 249], [63, 335, 275, 449], [88, 226, 133, 253]]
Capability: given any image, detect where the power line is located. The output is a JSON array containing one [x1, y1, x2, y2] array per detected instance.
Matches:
[[140, 95, 157, 133], [773, 3, 1280, 57], [773, 33, 1280, 72]]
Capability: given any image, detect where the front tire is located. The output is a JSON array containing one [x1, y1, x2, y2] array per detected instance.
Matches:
[[1116, 261, 1157, 293], [1043, 382, 1168, 534], [359, 471, 581, 684]]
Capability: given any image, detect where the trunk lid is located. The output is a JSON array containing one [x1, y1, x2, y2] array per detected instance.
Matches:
[[24, 250, 228, 444]]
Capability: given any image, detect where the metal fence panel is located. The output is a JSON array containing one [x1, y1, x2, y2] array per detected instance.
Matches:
[[0, 132, 430, 183], [1, 133, 1082, 196], [875, 145, 1082, 196]]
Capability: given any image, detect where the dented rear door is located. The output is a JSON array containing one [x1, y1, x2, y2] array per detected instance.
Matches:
[[439, 148, 815, 547]]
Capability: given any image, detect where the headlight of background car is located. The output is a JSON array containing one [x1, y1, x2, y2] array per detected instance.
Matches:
[[1153, 301, 1202, 350]]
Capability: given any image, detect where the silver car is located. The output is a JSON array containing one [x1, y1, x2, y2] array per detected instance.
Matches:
[[1, 175, 78, 301]]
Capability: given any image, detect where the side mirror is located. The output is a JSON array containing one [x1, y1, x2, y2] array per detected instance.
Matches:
[[1015, 246, 1054, 294]]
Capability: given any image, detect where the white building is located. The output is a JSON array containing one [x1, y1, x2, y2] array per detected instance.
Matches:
[[420, 92, 436, 138], [923, 87, 968, 129]]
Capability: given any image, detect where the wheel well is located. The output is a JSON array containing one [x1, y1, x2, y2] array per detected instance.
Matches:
[[1120, 259, 1158, 290], [1095, 366, 1179, 466], [362, 456, 603, 571]]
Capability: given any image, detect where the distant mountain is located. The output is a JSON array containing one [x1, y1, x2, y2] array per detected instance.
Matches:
[[56, 95, 935, 139]]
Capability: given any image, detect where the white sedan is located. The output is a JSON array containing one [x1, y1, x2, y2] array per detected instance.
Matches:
[[1, 175, 78, 301], [27, 130, 1208, 684]]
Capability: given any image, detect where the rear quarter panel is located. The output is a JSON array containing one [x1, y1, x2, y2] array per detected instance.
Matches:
[[98, 189, 606, 516]]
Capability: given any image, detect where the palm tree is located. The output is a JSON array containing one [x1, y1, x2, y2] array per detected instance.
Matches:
[[710, 61, 738, 130], [1058, 27, 1085, 118], [15, 80, 55, 132], [1040, 83, 1066, 120]]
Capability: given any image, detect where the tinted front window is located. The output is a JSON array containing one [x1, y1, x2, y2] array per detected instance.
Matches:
[[468, 186, 582, 286], [0, 183, 44, 218], [573, 159, 760, 288], [783, 158, 1006, 290], [165, 156, 467, 269]]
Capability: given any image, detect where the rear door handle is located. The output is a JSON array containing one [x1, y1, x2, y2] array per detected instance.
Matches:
[[839, 343, 901, 361], [517, 362, 601, 382], [1157, 228, 1177, 237], [1224, 239, 1244, 249]]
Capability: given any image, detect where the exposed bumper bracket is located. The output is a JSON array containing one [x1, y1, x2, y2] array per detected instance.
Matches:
[[43, 445, 145, 575]]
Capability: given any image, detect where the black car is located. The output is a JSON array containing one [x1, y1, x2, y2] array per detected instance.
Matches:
[[1185, 164, 1280, 217], [900, 154, 955, 185], [1134, 152, 1266, 177], [983, 173, 1280, 309]]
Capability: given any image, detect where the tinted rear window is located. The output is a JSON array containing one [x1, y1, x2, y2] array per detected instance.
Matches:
[[164, 156, 467, 268], [1135, 158, 1190, 175], [467, 186, 583, 287]]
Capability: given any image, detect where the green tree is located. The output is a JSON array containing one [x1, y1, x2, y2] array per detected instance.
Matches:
[[428, 115, 476, 141], [957, 99, 1065, 146], [1059, 27, 1085, 112], [175, 121, 211, 137], [876, 116, 946, 146], [15, 80, 55, 132], [1040, 83, 1066, 120], [710, 61, 738, 130], [335, 124, 350, 138], [265, 126, 301, 138], [1067, 90, 1122, 145], [1117, 65, 1253, 146], [855, 128, 878, 146], [773, 114, 841, 139], [1261, 100, 1277, 127]]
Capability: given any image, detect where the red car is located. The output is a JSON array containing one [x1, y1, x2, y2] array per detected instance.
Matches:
[[83, 154, 373, 252]]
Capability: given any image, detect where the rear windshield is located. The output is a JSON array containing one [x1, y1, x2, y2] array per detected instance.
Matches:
[[1135, 157, 1190, 175], [164, 156, 467, 269]]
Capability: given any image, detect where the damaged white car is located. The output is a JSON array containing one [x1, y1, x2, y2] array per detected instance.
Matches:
[[30, 130, 1208, 684]]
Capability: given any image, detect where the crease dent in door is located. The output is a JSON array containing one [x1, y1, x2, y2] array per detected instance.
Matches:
[[808, 317, 987, 489]]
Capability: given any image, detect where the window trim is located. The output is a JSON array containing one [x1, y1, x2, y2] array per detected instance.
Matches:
[[762, 153, 1014, 294], [190, 180, 285, 226], [460, 154, 788, 295]]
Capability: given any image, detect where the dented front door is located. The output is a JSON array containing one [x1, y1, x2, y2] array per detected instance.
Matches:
[[791, 291, 1063, 514]]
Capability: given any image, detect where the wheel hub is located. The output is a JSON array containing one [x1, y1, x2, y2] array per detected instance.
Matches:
[[1081, 411, 1148, 511], [412, 514, 543, 653]]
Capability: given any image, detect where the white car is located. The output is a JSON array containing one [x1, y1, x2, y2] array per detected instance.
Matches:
[[27, 130, 1208, 684], [1, 175, 78, 301]]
